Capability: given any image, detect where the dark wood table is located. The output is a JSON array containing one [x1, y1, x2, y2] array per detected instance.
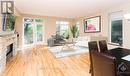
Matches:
[[106, 48, 130, 74], [108, 48, 130, 60]]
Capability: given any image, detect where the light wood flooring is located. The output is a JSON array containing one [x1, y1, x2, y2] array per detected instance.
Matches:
[[1, 45, 90, 76]]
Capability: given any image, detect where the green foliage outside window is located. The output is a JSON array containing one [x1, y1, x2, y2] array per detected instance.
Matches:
[[111, 20, 122, 45]]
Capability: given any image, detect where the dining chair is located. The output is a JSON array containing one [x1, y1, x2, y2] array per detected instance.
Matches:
[[88, 41, 99, 75], [88, 41, 99, 52], [99, 40, 108, 53], [91, 51, 117, 76]]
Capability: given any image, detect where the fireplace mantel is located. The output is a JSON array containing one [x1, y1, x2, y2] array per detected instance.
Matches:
[[0, 34, 17, 47]]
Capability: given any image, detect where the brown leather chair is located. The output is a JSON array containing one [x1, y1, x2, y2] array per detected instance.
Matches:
[[88, 41, 99, 52], [91, 51, 117, 76], [99, 40, 108, 53], [88, 41, 99, 75]]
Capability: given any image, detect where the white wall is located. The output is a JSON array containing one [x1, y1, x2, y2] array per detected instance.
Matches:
[[79, 3, 130, 49], [123, 17, 130, 48]]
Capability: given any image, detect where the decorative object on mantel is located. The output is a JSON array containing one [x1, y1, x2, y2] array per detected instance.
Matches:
[[2, 14, 16, 32], [84, 16, 101, 33], [1, 1, 14, 14]]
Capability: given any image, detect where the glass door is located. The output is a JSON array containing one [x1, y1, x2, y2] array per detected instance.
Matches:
[[35, 18, 44, 44], [36, 24, 43, 42], [24, 18, 34, 47], [23, 18, 44, 47]]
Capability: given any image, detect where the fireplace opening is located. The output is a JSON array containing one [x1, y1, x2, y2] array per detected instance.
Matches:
[[6, 43, 13, 62]]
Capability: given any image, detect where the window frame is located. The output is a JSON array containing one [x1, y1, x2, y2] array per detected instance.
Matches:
[[108, 11, 123, 45]]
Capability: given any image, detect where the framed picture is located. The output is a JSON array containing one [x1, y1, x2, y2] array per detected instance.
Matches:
[[84, 16, 101, 33]]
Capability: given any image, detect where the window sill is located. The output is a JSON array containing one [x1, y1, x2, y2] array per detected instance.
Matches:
[[108, 42, 122, 47]]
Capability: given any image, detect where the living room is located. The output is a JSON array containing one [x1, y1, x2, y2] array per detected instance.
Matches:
[[0, 0, 130, 76]]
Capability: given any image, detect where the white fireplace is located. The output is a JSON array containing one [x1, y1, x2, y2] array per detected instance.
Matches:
[[0, 33, 17, 73]]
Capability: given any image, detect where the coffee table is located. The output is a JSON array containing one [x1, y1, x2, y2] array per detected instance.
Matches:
[[60, 41, 76, 51]]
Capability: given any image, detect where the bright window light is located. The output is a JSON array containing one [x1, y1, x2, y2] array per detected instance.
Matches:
[[124, 14, 130, 19]]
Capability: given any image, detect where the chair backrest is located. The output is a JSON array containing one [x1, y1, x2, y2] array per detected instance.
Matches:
[[99, 40, 108, 53], [91, 51, 116, 76], [88, 41, 99, 76], [88, 41, 99, 52]]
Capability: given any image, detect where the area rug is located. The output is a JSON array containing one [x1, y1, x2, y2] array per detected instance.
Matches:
[[48, 46, 89, 58]]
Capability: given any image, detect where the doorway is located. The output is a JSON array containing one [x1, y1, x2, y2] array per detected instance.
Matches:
[[23, 18, 44, 47]]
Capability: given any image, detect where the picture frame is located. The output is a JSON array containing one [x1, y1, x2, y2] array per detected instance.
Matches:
[[84, 16, 101, 33]]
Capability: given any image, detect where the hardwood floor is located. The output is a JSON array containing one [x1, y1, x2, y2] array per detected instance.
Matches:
[[1, 45, 90, 76]]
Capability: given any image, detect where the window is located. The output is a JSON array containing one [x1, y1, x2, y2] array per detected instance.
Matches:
[[109, 11, 123, 45], [56, 21, 69, 35]]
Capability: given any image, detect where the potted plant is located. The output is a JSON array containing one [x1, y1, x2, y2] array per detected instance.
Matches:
[[70, 25, 78, 42]]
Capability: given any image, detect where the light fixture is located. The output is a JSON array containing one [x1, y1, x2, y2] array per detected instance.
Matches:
[[124, 14, 130, 21]]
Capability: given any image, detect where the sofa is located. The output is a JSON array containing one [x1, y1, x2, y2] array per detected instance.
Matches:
[[47, 34, 65, 47], [75, 36, 108, 47]]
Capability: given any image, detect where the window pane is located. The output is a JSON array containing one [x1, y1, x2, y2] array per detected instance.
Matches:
[[35, 18, 43, 23], [24, 23, 34, 44], [111, 20, 122, 44], [56, 21, 69, 35], [37, 24, 43, 42]]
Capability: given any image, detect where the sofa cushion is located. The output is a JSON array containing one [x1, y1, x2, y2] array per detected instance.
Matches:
[[75, 36, 90, 47], [76, 36, 90, 41]]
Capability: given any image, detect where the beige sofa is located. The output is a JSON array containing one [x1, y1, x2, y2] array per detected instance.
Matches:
[[75, 36, 107, 47]]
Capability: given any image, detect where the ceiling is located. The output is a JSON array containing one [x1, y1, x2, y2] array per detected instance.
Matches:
[[15, 0, 130, 18]]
